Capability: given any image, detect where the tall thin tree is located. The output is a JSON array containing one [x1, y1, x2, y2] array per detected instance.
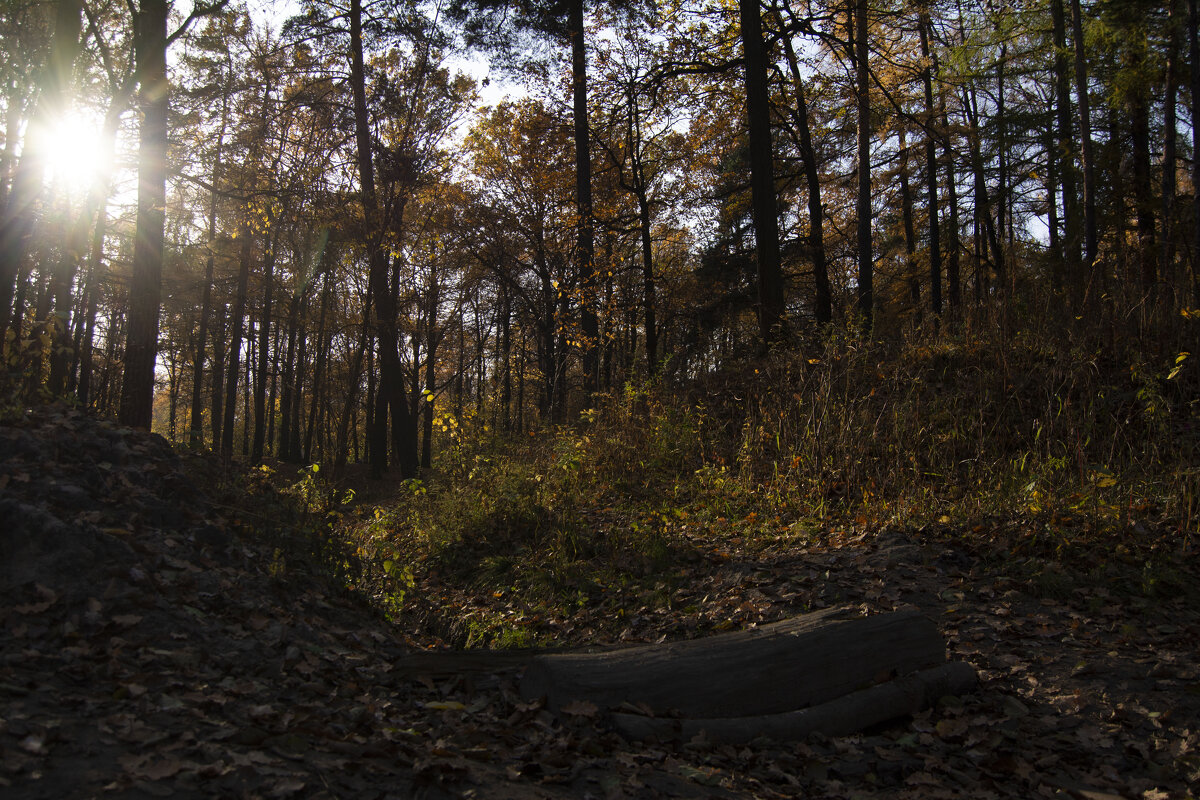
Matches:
[[120, 0, 169, 429], [739, 0, 785, 343]]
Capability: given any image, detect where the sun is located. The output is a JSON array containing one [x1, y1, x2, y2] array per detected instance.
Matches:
[[36, 110, 112, 197]]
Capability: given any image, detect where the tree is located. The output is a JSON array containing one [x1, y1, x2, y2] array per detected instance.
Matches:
[[451, 0, 653, 397], [119, 0, 169, 429], [347, 0, 418, 477], [1049, 0, 1081, 295], [1191, 0, 1200, 305], [776, 0, 831, 325], [738, 0, 785, 344], [120, 0, 225, 429], [1070, 0, 1097, 283], [854, 0, 872, 329], [0, 0, 84, 344]]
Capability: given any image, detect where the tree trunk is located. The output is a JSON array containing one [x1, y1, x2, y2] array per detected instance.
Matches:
[[963, 84, 1004, 302], [211, 302, 226, 448], [569, 0, 600, 395], [304, 268, 332, 464], [854, 0, 873, 330], [0, 0, 84, 341], [242, 317, 254, 457], [945, 151, 962, 312], [627, 90, 659, 373], [421, 340, 436, 469], [1191, 0, 1200, 306], [1128, 44, 1155, 296], [500, 283, 511, 429], [266, 318, 282, 454], [291, 313, 307, 461], [739, 0, 786, 344], [349, 0, 417, 479], [520, 607, 971, 730], [1070, 0, 1098, 286], [252, 230, 278, 463], [278, 293, 299, 461], [779, 15, 830, 326], [166, 347, 179, 439], [334, 292, 370, 478], [119, 0, 168, 430], [221, 227, 252, 458], [918, 6, 942, 318], [1044, 122, 1062, 295], [898, 130, 920, 320], [613, 662, 977, 743], [189, 96, 226, 448], [995, 42, 1010, 268], [1159, 0, 1178, 299], [1050, 0, 1081, 292], [76, 190, 111, 409]]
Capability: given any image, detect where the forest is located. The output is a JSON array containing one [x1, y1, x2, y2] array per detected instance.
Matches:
[[1, 0, 1199, 796]]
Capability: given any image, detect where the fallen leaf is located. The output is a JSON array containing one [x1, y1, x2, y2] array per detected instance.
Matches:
[[935, 717, 968, 739], [139, 759, 184, 780], [424, 700, 466, 712], [560, 700, 599, 718], [269, 778, 306, 797], [18, 734, 46, 755]]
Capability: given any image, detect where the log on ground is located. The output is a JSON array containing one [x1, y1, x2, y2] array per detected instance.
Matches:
[[610, 660, 979, 743], [519, 606, 951, 719]]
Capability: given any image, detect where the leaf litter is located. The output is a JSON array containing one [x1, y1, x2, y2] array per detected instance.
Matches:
[[1, 406, 1198, 798]]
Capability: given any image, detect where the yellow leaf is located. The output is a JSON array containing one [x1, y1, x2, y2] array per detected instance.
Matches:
[[424, 701, 466, 711]]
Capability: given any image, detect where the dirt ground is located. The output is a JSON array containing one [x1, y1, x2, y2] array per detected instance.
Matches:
[[2, 407, 1197, 798]]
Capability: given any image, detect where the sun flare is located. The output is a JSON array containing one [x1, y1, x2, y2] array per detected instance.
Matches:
[[36, 111, 112, 197]]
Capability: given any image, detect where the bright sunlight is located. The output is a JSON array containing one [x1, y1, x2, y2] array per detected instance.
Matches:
[[35, 110, 111, 196]]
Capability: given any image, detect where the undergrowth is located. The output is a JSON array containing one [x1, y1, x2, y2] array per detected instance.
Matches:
[[314, 313, 1198, 646]]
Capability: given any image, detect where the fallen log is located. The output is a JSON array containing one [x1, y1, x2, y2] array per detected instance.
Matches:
[[520, 606, 950, 719], [610, 661, 979, 744]]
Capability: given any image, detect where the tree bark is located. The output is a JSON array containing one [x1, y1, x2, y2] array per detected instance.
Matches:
[[76, 181, 112, 409], [242, 316, 254, 456], [995, 42, 1010, 265], [1128, 41, 1155, 296], [898, 130, 920, 319], [189, 94, 227, 448], [1070, 0, 1098, 286], [304, 269, 331, 464], [1191, 0, 1200, 306], [252, 227, 278, 463], [211, 303, 226, 448], [278, 291, 300, 461], [739, 0, 786, 344], [221, 227, 252, 458], [1159, 0, 1179, 297], [520, 607, 956, 720], [349, 0, 417, 479], [1050, 0, 1081, 292], [625, 87, 660, 372], [779, 12, 830, 325], [334, 290, 370, 478], [569, 0, 600, 395], [935, 48, 961, 312], [1044, 123, 1062, 294], [854, 0, 873, 330], [119, 0, 168, 429], [917, 6, 942, 318], [962, 83, 1004, 302], [612, 661, 977, 743]]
